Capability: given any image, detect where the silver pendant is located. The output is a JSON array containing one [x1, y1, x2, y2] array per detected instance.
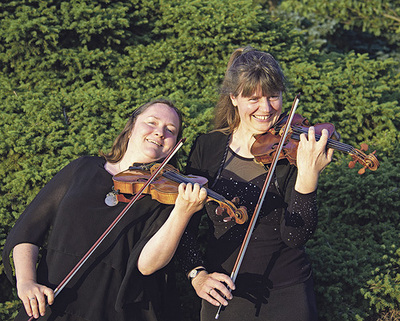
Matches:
[[105, 191, 118, 206]]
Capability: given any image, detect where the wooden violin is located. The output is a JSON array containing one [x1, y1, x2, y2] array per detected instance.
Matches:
[[251, 113, 380, 174], [112, 163, 248, 224]]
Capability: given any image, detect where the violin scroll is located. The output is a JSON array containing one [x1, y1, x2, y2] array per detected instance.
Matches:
[[215, 197, 248, 224], [348, 143, 379, 175]]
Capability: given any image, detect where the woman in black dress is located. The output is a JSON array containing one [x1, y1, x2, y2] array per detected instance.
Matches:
[[179, 47, 333, 320], [3, 99, 207, 321]]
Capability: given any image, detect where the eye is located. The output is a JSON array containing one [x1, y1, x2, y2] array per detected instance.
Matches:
[[166, 127, 176, 135], [268, 93, 281, 101]]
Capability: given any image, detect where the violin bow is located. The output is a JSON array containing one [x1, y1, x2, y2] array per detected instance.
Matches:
[[27, 137, 186, 321], [215, 94, 301, 319]]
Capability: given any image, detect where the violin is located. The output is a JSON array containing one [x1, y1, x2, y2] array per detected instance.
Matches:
[[251, 113, 380, 175], [112, 163, 248, 224]]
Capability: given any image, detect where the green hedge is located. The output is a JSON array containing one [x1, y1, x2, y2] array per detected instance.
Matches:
[[1, 0, 399, 320]]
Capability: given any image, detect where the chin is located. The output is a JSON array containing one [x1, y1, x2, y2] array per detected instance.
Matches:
[[140, 148, 162, 161], [253, 127, 271, 135]]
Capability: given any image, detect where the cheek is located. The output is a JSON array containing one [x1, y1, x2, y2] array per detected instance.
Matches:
[[131, 124, 147, 137], [164, 135, 178, 148], [237, 104, 251, 117], [273, 100, 283, 111]]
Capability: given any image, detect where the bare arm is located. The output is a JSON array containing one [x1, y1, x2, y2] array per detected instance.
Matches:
[[137, 183, 207, 275], [139, 182, 236, 307], [13, 243, 54, 319]]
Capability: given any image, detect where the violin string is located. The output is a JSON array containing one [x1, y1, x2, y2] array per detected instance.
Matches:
[[290, 127, 348, 151], [162, 171, 227, 202], [163, 169, 248, 224], [290, 127, 366, 161]]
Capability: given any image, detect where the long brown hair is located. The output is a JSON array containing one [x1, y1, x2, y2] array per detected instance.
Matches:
[[100, 99, 183, 163], [214, 46, 286, 133]]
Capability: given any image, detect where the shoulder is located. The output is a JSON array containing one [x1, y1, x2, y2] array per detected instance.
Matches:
[[192, 131, 229, 150], [67, 155, 105, 170], [186, 131, 229, 179], [189, 131, 229, 160], [73, 155, 105, 165], [53, 156, 105, 179]]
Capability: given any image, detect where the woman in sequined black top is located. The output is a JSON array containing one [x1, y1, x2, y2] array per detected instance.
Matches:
[[177, 47, 333, 321]]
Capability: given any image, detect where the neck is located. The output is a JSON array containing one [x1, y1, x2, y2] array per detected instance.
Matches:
[[230, 128, 256, 158], [118, 157, 133, 172], [104, 161, 124, 176], [104, 154, 137, 175]]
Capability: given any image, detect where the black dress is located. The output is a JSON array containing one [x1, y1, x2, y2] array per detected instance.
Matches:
[[177, 131, 318, 321], [3, 156, 180, 321]]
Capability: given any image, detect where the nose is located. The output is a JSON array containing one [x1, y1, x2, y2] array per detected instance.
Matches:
[[258, 97, 273, 112], [154, 126, 165, 138]]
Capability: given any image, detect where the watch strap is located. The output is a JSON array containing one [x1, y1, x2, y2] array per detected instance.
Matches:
[[188, 267, 206, 281]]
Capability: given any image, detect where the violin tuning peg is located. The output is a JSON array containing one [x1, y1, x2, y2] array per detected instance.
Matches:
[[348, 161, 356, 169], [215, 206, 225, 216], [231, 197, 240, 205], [358, 167, 366, 175], [360, 143, 369, 152], [223, 216, 233, 222]]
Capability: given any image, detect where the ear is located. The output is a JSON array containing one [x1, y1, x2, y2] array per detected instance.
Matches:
[[230, 94, 237, 107]]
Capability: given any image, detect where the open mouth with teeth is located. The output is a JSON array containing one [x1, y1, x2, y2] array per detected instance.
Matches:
[[146, 139, 163, 147], [253, 114, 273, 121]]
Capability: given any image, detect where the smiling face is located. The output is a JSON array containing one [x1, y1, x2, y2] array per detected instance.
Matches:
[[126, 103, 181, 164], [230, 90, 283, 136]]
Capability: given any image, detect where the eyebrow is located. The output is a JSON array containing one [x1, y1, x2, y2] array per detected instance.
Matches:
[[248, 94, 261, 99]]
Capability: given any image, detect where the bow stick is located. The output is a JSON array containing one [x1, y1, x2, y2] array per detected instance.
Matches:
[[215, 95, 301, 319], [27, 137, 186, 321]]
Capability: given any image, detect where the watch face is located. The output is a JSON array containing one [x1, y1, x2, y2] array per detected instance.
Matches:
[[189, 270, 197, 278]]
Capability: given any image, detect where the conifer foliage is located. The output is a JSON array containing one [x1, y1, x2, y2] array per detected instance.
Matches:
[[1, 1, 399, 320]]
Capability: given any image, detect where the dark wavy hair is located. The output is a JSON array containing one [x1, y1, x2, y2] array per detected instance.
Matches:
[[214, 46, 286, 133], [100, 99, 183, 163]]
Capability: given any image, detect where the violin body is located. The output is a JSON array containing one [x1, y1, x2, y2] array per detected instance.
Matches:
[[113, 167, 181, 205], [112, 164, 248, 224], [251, 113, 379, 174]]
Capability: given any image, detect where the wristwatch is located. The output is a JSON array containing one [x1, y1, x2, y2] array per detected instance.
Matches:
[[188, 267, 206, 281]]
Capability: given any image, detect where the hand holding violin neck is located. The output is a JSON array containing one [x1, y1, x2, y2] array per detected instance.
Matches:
[[251, 113, 379, 174], [113, 165, 249, 224]]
